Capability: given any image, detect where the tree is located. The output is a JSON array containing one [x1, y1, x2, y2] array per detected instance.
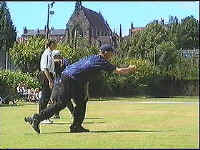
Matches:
[[168, 15, 179, 25], [9, 36, 99, 73], [180, 15, 199, 49], [167, 15, 199, 50], [9, 36, 47, 73], [128, 21, 169, 64], [61, 37, 99, 63], [156, 41, 179, 79], [0, 1, 16, 52]]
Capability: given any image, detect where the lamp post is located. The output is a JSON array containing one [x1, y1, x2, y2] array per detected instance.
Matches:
[[46, 1, 55, 39]]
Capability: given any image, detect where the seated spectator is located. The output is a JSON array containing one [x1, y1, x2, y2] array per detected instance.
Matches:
[[0, 96, 3, 104], [28, 88, 37, 102], [22, 84, 29, 100], [27, 88, 31, 101], [30, 88, 36, 102], [35, 88, 41, 102], [16, 83, 24, 97]]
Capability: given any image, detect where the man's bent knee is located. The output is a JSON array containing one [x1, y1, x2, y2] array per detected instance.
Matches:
[[56, 98, 68, 110]]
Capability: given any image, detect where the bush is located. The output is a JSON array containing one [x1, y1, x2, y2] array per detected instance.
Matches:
[[9, 36, 47, 73], [101, 58, 156, 96], [57, 38, 99, 63], [0, 70, 40, 96]]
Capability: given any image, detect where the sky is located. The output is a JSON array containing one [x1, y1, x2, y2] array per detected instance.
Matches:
[[6, 1, 199, 37]]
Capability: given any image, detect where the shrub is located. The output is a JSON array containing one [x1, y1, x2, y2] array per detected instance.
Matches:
[[101, 57, 157, 96], [9, 36, 47, 73], [53, 38, 99, 64], [0, 70, 40, 89]]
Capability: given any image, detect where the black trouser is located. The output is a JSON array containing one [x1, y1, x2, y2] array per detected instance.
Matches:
[[38, 74, 89, 128], [38, 71, 54, 113], [50, 80, 75, 116]]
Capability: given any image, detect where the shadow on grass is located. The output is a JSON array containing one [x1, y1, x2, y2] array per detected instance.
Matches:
[[0, 101, 38, 107], [0, 103, 24, 107], [89, 96, 148, 102], [85, 117, 104, 119], [89, 96, 198, 101], [41, 129, 174, 135], [49, 121, 105, 125], [91, 129, 165, 133]]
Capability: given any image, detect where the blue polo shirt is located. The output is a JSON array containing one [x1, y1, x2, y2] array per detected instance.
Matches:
[[62, 55, 116, 82]]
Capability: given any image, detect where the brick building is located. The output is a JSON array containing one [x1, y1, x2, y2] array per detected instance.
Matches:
[[65, 1, 114, 46], [20, 1, 117, 46], [129, 23, 145, 37], [21, 27, 66, 41]]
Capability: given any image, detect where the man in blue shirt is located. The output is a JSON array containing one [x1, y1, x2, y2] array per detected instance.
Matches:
[[24, 44, 137, 133]]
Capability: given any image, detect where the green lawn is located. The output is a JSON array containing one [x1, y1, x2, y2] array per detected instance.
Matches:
[[0, 96, 199, 149]]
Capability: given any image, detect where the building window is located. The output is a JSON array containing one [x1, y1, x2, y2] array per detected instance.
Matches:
[[84, 32, 87, 37], [93, 30, 96, 37]]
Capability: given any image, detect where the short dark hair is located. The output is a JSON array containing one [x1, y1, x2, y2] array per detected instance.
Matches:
[[45, 39, 56, 48]]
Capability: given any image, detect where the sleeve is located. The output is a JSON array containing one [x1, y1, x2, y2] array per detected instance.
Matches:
[[97, 59, 116, 72], [40, 51, 49, 70], [46, 54, 51, 70], [63, 58, 71, 67], [102, 61, 116, 72]]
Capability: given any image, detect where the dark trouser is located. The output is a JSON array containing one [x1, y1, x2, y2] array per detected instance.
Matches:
[[38, 74, 89, 128], [38, 71, 54, 113], [50, 81, 75, 116]]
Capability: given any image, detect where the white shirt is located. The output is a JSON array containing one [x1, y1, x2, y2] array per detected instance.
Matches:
[[40, 48, 54, 73], [38, 91, 42, 99]]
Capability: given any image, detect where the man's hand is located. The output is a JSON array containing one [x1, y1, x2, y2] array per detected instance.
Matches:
[[49, 79, 54, 89], [114, 65, 137, 75], [44, 70, 54, 89]]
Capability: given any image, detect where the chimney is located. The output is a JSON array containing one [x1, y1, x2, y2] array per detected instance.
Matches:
[[44, 25, 47, 32], [23, 26, 28, 34], [131, 22, 134, 29], [37, 28, 40, 34], [119, 24, 122, 38]]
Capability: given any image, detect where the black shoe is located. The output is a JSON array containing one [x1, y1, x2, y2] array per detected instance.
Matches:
[[24, 116, 33, 124], [24, 114, 40, 134], [70, 126, 90, 133]]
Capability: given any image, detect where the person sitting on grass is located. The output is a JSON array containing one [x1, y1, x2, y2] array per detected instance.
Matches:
[[16, 83, 24, 97], [35, 88, 41, 102], [24, 44, 137, 134]]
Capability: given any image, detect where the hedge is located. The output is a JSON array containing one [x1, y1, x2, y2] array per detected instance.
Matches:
[[0, 70, 40, 96]]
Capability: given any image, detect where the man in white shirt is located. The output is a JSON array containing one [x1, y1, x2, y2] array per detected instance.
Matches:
[[38, 39, 57, 124]]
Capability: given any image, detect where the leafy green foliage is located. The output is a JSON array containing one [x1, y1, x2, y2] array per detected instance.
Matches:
[[179, 16, 199, 49], [0, 70, 40, 89], [169, 56, 199, 80], [0, 1, 16, 51], [156, 41, 178, 68], [167, 15, 199, 49], [129, 58, 155, 83], [128, 22, 169, 64], [9, 36, 47, 73], [60, 37, 99, 63], [6, 15, 198, 97]]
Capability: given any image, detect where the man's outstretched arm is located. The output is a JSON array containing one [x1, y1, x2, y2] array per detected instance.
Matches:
[[113, 65, 137, 75]]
